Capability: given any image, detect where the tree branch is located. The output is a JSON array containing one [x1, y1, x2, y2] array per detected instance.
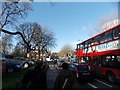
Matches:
[[1, 28, 31, 52]]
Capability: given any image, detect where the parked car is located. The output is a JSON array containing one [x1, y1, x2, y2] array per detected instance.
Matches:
[[0, 53, 22, 72], [5, 59, 22, 72], [28, 60, 35, 66], [13, 57, 30, 68], [1, 59, 22, 73], [25, 58, 35, 66]]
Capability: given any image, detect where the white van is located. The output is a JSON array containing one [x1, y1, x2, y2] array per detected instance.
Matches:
[[46, 56, 52, 62]]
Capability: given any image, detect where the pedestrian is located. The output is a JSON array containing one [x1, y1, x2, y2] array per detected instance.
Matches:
[[54, 62, 76, 90]]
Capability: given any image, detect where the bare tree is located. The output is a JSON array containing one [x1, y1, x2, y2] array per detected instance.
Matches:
[[0, 1, 56, 55], [16, 22, 56, 58], [32, 26, 56, 59], [41, 27, 56, 51], [1, 2, 32, 28], [12, 42, 26, 57], [0, 1, 33, 53], [0, 33, 13, 54], [58, 44, 74, 59], [16, 22, 41, 53]]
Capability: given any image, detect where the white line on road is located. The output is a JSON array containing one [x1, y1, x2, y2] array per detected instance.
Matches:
[[95, 79, 112, 87], [88, 83, 98, 88]]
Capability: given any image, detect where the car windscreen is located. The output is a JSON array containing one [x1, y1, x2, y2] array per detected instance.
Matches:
[[78, 65, 89, 72]]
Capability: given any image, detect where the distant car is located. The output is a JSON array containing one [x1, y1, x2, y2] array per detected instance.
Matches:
[[46, 56, 53, 62], [53, 59, 57, 64], [76, 64, 94, 81], [57, 60, 66, 67], [69, 63, 78, 74], [66, 59, 71, 64], [71, 59, 78, 65]]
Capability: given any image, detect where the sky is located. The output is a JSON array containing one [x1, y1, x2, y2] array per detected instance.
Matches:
[[20, 2, 118, 52]]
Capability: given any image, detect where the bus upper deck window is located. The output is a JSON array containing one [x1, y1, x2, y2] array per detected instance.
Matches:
[[100, 34, 105, 43], [113, 28, 120, 39], [81, 44, 83, 49], [94, 36, 100, 44], [104, 31, 113, 42]]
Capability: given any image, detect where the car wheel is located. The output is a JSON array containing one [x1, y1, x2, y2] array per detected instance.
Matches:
[[23, 63, 29, 68], [107, 72, 116, 83], [8, 68, 14, 72]]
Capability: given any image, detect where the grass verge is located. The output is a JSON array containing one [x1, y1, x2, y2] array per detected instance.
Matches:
[[2, 66, 34, 90]]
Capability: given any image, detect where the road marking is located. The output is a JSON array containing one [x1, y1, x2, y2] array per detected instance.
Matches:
[[95, 79, 112, 87], [88, 83, 98, 88]]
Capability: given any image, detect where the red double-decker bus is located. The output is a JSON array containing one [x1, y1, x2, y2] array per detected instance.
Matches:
[[76, 24, 120, 83]]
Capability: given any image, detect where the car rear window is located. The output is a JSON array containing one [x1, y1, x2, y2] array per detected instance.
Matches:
[[78, 65, 89, 71]]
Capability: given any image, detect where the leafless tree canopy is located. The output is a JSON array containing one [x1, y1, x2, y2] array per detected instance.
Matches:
[[32, 25, 56, 52], [12, 42, 26, 57], [1, 1, 56, 56], [0, 33, 13, 54], [16, 23, 38, 46], [40, 27, 56, 51], [58, 44, 74, 58], [16, 22, 56, 53], [0, 2, 32, 53], [1, 2, 32, 28]]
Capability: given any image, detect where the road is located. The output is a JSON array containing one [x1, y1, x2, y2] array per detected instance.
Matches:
[[46, 63, 120, 90]]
